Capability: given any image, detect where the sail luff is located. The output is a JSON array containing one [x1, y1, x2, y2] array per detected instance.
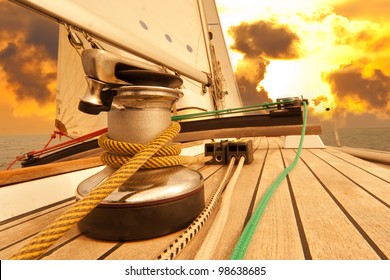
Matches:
[[202, 0, 243, 108], [197, 0, 214, 80]]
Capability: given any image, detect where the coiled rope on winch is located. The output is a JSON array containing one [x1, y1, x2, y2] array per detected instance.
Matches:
[[11, 122, 182, 260], [98, 134, 185, 169]]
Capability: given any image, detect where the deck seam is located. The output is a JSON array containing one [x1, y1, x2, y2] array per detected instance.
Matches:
[[323, 148, 390, 184], [279, 142, 312, 260], [299, 155, 389, 260], [0, 232, 37, 252], [0, 197, 76, 230], [307, 149, 390, 209], [97, 242, 125, 260], [38, 233, 83, 259], [242, 138, 268, 228], [203, 166, 224, 180]]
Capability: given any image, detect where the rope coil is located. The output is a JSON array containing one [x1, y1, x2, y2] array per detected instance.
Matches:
[[99, 133, 184, 169], [11, 122, 182, 260]]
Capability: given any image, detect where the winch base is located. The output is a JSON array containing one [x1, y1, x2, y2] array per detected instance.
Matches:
[[78, 187, 204, 241]]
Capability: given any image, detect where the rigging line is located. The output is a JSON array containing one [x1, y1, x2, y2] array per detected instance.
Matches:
[[181, 75, 203, 89], [195, 155, 246, 260], [156, 157, 237, 260], [230, 101, 308, 260]]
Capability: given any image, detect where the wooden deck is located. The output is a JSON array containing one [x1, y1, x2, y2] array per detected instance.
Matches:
[[1, 137, 389, 260]]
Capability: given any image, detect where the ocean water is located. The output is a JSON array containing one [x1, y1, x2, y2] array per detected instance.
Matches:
[[0, 127, 389, 170], [320, 127, 390, 151], [0, 134, 60, 170]]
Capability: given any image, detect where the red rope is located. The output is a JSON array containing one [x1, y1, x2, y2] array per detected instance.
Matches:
[[5, 128, 108, 170]]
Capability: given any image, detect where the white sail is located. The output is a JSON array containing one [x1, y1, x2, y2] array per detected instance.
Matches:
[[20, 0, 243, 135], [14, 0, 212, 85], [176, 0, 243, 113], [55, 26, 107, 136]]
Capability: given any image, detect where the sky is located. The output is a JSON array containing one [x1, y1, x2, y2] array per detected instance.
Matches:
[[0, 0, 389, 135]]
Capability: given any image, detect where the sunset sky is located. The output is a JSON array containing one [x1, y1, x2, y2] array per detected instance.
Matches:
[[0, 0, 389, 135]]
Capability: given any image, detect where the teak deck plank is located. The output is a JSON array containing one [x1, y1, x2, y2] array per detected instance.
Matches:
[[324, 147, 390, 183], [41, 230, 118, 260], [298, 149, 390, 259], [245, 139, 304, 260], [0, 201, 77, 259], [310, 149, 390, 205], [281, 149, 380, 259], [0, 201, 74, 250], [0, 137, 389, 260]]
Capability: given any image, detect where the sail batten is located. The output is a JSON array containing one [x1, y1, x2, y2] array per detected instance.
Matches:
[[14, 0, 212, 84]]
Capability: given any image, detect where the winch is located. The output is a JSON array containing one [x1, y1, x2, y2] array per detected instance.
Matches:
[[76, 49, 205, 241]]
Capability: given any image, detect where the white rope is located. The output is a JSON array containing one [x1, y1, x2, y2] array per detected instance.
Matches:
[[156, 158, 237, 260], [194, 156, 246, 259]]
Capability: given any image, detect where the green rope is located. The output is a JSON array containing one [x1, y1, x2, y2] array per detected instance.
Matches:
[[230, 101, 308, 260]]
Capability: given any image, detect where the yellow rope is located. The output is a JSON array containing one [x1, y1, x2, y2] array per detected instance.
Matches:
[[99, 133, 185, 169], [99, 134, 181, 158], [99, 133, 211, 168], [11, 122, 181, 260], [101, 153, 186, 169]]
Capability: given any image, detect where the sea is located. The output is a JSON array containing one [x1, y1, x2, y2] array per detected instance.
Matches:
[[0, 127, 389, 170]]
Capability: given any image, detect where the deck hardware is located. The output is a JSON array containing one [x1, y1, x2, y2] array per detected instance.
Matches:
[[205, 139, 253, 165], [78, 49, 166, 114], [205, 140, 229, 164], [76, 49, 205, 241], [227, 139, 253, 164]]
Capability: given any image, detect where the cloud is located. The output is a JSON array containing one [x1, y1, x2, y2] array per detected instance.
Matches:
[[323, 61, 390, 116], [0, 0, 58, 105], [228, 20, 301, 59], [329, 14, 390, 54], [24, 16, 59, 60], [234, 56, 272, 105], [332, 0, 390, 22], [227, 19, 302, 105], [0, 42, 56, 103], [312, 95, 329, 107], [0, 1, 58, 58]]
